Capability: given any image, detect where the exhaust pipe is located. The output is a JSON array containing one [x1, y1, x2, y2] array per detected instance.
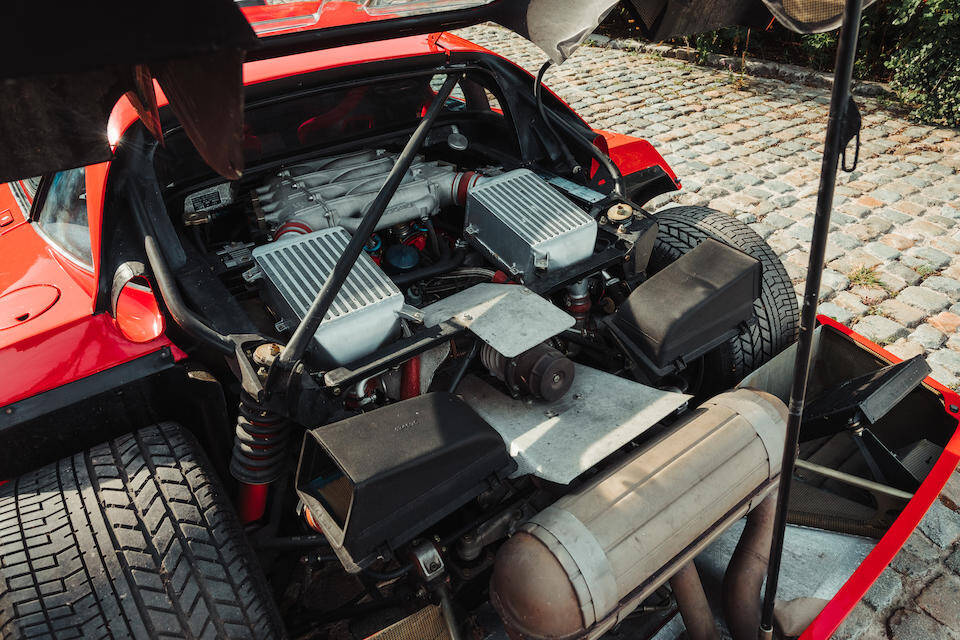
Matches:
[[723, 494, 776, 640], [670, 562, 719, 640], [490, 389, 787, 640]]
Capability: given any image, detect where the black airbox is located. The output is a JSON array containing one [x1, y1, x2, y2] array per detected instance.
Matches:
[[615, 238, 761, 370], [296, 392, 515, 571]]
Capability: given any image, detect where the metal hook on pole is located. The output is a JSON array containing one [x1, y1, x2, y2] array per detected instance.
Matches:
[[758, 0, 865, 636]]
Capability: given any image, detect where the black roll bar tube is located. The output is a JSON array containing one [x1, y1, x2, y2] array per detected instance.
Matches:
[[542, 92, 625, 198], [758, 0, 865, 636], [128, 166, 236, 357], [274, 72, 463, 374]]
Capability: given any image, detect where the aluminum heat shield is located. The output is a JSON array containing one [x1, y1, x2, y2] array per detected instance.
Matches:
[[464, 169, 597, 281], [251, 227, 403, 366], [457, 365, 691, 484], [421, 283, 574, 358]]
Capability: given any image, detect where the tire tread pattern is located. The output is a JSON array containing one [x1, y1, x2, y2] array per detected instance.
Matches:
[[0, 423, 282, 640]]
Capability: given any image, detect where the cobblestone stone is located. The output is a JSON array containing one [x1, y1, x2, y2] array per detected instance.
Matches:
[[897, 287, 951, 313], [909, 324, 946, 349], [876, 300, 925, 329], [886, 339, 926, 361], [916, 573, 960, 630], [852, 315, 909, 345], [928, 312, 960, 334], [818, 302, 854, 325], [888, 608, 955, 640], [918, 500, 960, 547], [924, 276, 960, 299]]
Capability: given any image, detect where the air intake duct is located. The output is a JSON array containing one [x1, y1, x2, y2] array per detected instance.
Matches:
[[489, 389, 786, 640]]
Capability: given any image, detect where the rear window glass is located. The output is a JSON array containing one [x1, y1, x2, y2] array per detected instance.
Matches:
[[156, 72, 507, 187], [35, 168, 92, 266]]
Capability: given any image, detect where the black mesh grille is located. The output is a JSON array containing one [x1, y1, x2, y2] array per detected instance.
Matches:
[[762, 0, 877, 33], [782, 0, 844, 24]]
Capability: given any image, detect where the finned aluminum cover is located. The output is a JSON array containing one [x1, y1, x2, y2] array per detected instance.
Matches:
[[251, 227, 403, 366], [465, 169, 597, 281]]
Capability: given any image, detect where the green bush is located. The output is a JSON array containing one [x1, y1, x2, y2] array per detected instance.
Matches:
[[885, 0, 960, 126]]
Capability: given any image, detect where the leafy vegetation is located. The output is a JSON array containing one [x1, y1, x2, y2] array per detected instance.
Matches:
[[849, 265, 881, 287]]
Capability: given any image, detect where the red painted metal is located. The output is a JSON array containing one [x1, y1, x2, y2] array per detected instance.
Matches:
[[86, 162, 110, 296], [114, 282, 165, 343], [598, 131, 680, 185], [0, 183, 27, 234], [798, 315, 960, 639], [0, 285, 60, 330], [401, 356, 422, 400], [237, 483, 271, 524], [0, 211, 184, 407]]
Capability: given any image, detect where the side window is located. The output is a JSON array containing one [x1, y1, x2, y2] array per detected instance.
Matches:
[[34, 168, 92, 266]]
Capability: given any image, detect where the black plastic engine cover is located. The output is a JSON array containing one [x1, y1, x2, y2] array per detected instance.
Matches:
[[615, 238, 761, 370], [296, 392, 515, 571]]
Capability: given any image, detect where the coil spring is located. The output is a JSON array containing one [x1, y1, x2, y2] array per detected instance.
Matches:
[[229, 393, 290, 485]]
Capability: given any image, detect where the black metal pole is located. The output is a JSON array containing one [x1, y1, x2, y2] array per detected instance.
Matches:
[[758, 0, 864, 636], [276, 72, 462, 371]]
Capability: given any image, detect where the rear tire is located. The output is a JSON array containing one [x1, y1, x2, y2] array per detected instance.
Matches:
[[0, 423, 282, 640], [650, 205, 799, 391]]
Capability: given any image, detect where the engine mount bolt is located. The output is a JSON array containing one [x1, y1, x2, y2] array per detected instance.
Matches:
[[253, 343, 283, 367], [607, 203, 634, 222]]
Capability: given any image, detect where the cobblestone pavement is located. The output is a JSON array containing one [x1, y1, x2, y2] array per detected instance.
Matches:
[[456, 24, 960, 640], [833, 471, 960, 640], [457, 25, 960, 388]]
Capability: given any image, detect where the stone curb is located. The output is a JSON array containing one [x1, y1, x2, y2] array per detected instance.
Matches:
[[586, 34, 893, 99]]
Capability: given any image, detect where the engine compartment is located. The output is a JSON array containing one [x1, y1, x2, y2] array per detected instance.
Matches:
[[89, 56, 954, 640], [134, 63, 944, 640], [175, 135, 654, 373], [165, 129, 735, 636]]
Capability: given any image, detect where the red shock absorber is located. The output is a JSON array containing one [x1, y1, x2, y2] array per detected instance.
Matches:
[[565, 279, 592, 330], [230, 393, 291, 523]]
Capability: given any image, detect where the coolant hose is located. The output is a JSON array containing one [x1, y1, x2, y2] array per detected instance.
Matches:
[[670, 562, 720, 640], [723, 495, 777, 640]]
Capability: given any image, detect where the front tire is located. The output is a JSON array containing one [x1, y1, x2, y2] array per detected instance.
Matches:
[[650, 205, 799, 391], [0, 423, 282, 639]]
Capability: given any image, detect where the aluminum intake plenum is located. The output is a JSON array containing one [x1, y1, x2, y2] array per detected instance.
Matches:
[[254, 149, 479, 237]]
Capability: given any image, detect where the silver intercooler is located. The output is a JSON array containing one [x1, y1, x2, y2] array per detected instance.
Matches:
[[464, 169, 597, 280], [248, 227, 403, 366]]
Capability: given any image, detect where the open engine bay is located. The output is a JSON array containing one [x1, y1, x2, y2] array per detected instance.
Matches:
[[140, 68, 796, 639]]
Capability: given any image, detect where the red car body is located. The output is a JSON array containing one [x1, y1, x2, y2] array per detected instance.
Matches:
[[0, 6, 955, 638]]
